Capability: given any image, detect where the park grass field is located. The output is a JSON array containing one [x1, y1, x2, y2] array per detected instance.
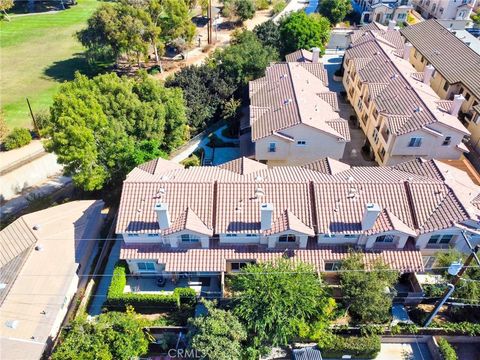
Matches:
[[0, 0, 100, 129]]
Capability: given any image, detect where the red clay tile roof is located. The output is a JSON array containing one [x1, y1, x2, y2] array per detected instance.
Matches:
[[164, 207, 213, 236], [345, 28, 469, 136], [400, 20, 480, 100], [116, 157, 477, 236], [120, 242, 425, 273], [265, 210, 315, 236], [249, 58, 349, 141]]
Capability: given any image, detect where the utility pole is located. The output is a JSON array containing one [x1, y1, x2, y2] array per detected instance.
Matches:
[[207, 0, 213, 45], [423, 231, 480, 327], [26, 97, 40, 136]]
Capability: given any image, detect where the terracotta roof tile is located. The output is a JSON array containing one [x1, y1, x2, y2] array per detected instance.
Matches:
[[265, 210, 315, 236]]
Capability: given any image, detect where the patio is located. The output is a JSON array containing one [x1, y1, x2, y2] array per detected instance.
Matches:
[[125, 274, 222, 298]]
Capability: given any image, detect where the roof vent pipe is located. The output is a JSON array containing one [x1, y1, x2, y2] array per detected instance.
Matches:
[[403, 42, 413, 60], [361, 203, 381, 231]]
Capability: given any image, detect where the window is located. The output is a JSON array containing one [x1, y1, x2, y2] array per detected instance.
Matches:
[[439, 7, 444, 13], [148, 233, 159, 237], [230, 262, 251, 271], [268, 142, 276, 153], [278, 234, 296, 243], [296, 140, 307, 146], [397, 13, 406, 20], [357, 98, 363, 111], [137, 262, 156, 272], [425, 0, 430, 6], [181, 234, 200, 243], [128, 233, 139, 237], [459, 87, 464, 94], [373, 127, 379, 144], [443, 81, 449, 92], [226, 233, 237, 237], [465, 93, 471, 101], [245, 234, 258, 237], [325, 262, 342, 271], [428, 234, 454, 245], [431, 3, 436, 11], [375, 235, 395, 243], [344, 234, 358, 238], [408, 137, 422, 147], [442, 136, 452, 146]]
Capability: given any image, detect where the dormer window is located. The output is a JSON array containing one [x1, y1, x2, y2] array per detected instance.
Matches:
[[278, 234, 296, 243], [181, 234, 199, 243], [442, 136, 452, 146]]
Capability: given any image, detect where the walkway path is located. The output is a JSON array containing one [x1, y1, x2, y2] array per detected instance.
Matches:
[[273, 0, 307, 22], [88, 238, 121, 316]]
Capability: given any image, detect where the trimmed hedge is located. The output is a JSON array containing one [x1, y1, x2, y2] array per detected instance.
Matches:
[[319, 335, 381, 359], [105, 261, 197, 312], [437, 338, 458, 360], [3, 128, 32, 150]]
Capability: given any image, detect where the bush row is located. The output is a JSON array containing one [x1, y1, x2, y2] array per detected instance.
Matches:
[[318, 335, 381, 359], [433, 321, 480, 336], [3, 128, 32, 150], [437, 338, 458, 360], [105, 261, 197, 312]]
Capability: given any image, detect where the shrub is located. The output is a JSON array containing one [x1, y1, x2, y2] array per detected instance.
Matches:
[[318, 335, 381, 359], [432, 321, 480, 336], [181, 154, 201, 168], [105, 262, 197, 312], [254, 0, 269, 10], [437, 338, 458, 360], [3, 128, 32, 150], [271, 0, 286, 15], [0, 113, 8, 141]]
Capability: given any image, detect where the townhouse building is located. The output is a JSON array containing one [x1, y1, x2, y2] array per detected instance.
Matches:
[[343, 23, 469, 165], [242, 49, 351, 166], [116, 156, 480, 295], [352, 0, 413, 25], [411, 0, 476, 28], [400, 19, 480, 151]]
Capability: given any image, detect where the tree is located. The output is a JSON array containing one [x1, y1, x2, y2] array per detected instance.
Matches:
[[3, 128, 32, 150], [159, 0, 196, 44], [230, 259, 335, 348], [43, 72, 187, 191], [52, 308, 149, 360], [235, 0, 255, 22], [279, 11, 331, 55], [0, 0, 13, 21], [319, 0, 352, 25], [188, 300, 247, 360], [212, 30, 279, 86], [0, 111, 8, 141], [165, 64, 236, 131], [253, 20, 282, 50], [435, 249, 480, 302], [340, 252, 399, 324], [221, 97, 241, 121]]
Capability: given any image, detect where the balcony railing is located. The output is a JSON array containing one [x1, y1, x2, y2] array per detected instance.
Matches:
[[425, 243, 451, 250]]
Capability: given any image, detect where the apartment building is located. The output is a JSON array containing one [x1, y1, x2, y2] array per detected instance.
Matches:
[[242, 49, 351, 166], [400, 19, 480, 151], [343, 23, 469, 165], [116, 156, 480, 289], [411, 0, 476, 28], [352, 0, 413, 25], [0, 201, 104, 360]]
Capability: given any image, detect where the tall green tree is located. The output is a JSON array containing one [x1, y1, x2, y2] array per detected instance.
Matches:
[[0, 0, 14, 21], [212, 30, 279, 86], [435, 248, 480, 302], [165, 64, 236, 131], [188, 300, 247, 360], [159, 0, 196, 43], [340, 252, 399, 324], [319, 0, 352, 25], [235, 0, 256, 22], [52, 308, 149, 360], [253, 20, 282, 51], [43, 72, 187, 191], [230, 259, 335, 348], [279, 11, 331, 55]]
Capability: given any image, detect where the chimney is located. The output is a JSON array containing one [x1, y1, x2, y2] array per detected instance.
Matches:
[[450, 94, 465, 116], [154, 203, 170, 230], [403, 42, 413, 60], [361, 203, 381, 231], [311, 47, 320, 63], [260, 203, 274, 231], [423, 64, 435, 84], [388, 20, 396, 30]]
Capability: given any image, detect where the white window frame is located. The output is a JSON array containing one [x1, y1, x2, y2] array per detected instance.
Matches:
[[147, 233, 159, 237], [268, 142, 277, 153], [226, 233, 237, 237], [137, 262, 156, 272], [408, 137, 422, 147], [324, 261, 342, 271], [375, 235, 395, 243], [180, 234, 200, 243], [428, 234, 454, 245], [128, 233, 140, 237], [278, 234, 297, 243]]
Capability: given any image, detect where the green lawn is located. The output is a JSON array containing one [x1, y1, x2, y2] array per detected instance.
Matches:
[[0, 0, 100, 129]]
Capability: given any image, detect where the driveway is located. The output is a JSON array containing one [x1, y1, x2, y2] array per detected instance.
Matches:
[[322, 54, 377, 166], [376, 342, 433, 360]]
